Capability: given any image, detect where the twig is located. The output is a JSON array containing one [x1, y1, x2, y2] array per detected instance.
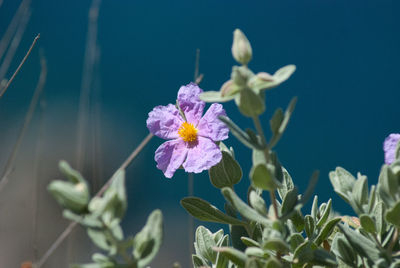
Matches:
[[194, 48, 203, 84], [76, 0, 101, 171], [0, 44, 45, 192], [35, 133, 154, 268], [0, 0, 30, 62], [31, 52, 47, 262], [0, 4, 32, 89], [0, 33, 39, 99]]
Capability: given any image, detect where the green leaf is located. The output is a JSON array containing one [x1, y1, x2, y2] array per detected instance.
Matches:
[[385, 200, 400, 227], [241, 237, 260, 247], [311, 196, 318, 221], [373, 201, 386, 235], [48, 180, 89, 213], [181, 197, 245, 225], [277, 167, 294, 201], [281, 187, 298, 215], [316, 199, 332, 228], [304, 215, 315, 238], [195, 226, 217, 263], [293, 241, 313, 265], [248, 65, 296, 92], [269, 97, 297, 148], [249, 191, 267, 215], [329, 167, 356, 204], [219, 116, 264, 150], [270, 108, 284, 135], [265, 256, 283, 268], [290, 210, 305, 232], [331, 234, 356, 267], [62, 210, 102, 228], [352, 173, 369, 210], [245, 247, 265, 258], [221, 187, 271, 226], [290, 233, 304, 251], [246, 258, 267, 268], [235, 88, 265, 117], [87, 228, 112, 252], [312, 249, 337, 267], [192, 254, 208, 268], [250, 163, 280, 191], [360, 214, 377, 234], [209, 151, 242, 189], [59, 160, 87, 184], [133, 209, 163, 267], [200, 90, 236, 103], [263, 238, 290, 254], [338, 224, 381, 261], [315, 217, 341, 245], [215, 235, 230, 268], [214, 247, 247, 267], [230, 224, 248, 251]]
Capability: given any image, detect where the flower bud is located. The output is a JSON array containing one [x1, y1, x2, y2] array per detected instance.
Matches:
[[232, 29, 252, 65]]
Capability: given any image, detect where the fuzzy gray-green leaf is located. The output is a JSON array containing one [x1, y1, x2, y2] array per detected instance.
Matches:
[[181, 197, 245, 225], [316, 199, 331, 228], [385, 200, 400, 227], [214, 247, 247, 267], [209, 151, 242, 188], [250, 163, 280, 191], [338, 224, 381, 261], [222, 187, 271, 226], [195, 226, 217, 263], [360, 214, 377, 233], [315, 217, 341, 245]]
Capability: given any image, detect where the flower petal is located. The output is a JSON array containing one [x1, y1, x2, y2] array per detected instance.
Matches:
[[147, 104, 183, 139], [197, 103, 229, 141], [384, 133, 400, 165], [183, 136, 222, 173], [177, 83, 205, 125], [155, 139, 188, 178]]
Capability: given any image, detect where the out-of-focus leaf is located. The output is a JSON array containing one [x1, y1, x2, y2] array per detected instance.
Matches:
[[133, 209, 163, 267], [214, 247, 247, 267], [269, 97, 297, 148], [386, 200, 400, 227]]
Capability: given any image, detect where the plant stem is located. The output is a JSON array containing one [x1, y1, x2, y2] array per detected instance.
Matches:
[[35, 133, 153, 268], [251, 115, 279, 220]]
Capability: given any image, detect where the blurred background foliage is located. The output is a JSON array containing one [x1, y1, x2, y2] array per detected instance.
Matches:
[[0, 0, 399, 267]]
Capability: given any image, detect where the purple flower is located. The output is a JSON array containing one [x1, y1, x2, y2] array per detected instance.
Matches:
[[384, 133, 400, 165], [147, 83, 229, 178]]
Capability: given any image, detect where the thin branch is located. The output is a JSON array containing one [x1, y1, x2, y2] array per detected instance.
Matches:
[[35, 133, 154, 268], [0, 0, 30, 61], [0, 45, 46, 192], [0, 33, 39, 99], [32, 52, 47, 262], [193, 48, 203, 84], [0, 4, 32, 86], [76, 0, 101, 171]]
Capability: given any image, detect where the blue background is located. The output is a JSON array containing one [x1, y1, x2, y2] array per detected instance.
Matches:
[[0, 0, 399, 267]]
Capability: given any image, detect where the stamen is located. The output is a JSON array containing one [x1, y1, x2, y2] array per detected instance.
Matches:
[[178, 122, 198, 142]]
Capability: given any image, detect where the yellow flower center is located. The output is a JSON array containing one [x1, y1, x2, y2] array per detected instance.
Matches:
[[178, 122, 198, 142]]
